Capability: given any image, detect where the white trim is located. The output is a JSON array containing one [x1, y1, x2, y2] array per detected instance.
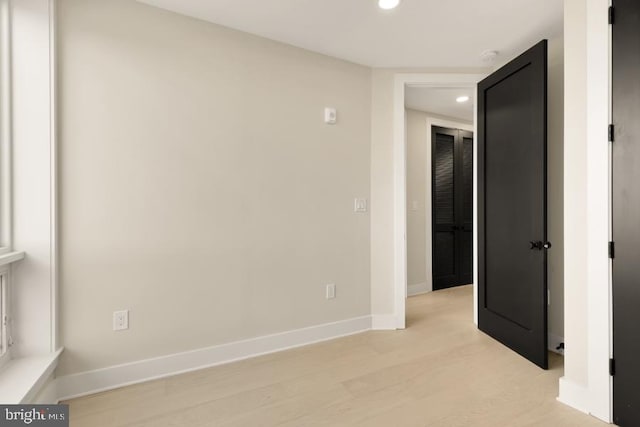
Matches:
[[393, 73, 485, 330], [394, 76, 408, 329], [559, 2, 612, 420], [0, 348, 62, 404], [407, 282, 429, 297], [20, 349, 61, 404], [48, 0, 59, 354], [371, 314, 399, 330], [10, 0, 57, 358], [585, 0, 612, 422], [0, 0, 12, 253], [56, 315, 372, 401], [0, 250, 24, 267], [472, 89, 479, 326], [0, 269, 8, 370], [558, 377, 591, 415], [424, 117, 474, 297]]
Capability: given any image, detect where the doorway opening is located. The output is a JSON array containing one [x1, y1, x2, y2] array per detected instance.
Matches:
[[392, 42, 565, 367], [390, 33, 573, 416], [404, 87, 475, 296], [391, 73, 483, 330]]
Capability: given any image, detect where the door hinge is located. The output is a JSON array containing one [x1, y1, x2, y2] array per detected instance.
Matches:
[[610, 358, 616, 376], [609, 124, 615, 142], [609, 6, 615, 25], [609, 241, 615, 259]]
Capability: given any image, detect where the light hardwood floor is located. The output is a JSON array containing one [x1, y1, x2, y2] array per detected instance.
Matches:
[[65, 286, 607, 426]]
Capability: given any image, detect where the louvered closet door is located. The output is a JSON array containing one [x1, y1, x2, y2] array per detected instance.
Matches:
[[432, 126, 474, 290]]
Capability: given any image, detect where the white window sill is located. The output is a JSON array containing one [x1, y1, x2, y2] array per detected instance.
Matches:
[[0, 348, 63, 403], [0, 251, 25, 267]]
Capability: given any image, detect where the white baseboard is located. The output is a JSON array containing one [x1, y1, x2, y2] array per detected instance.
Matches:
[[371, 315, 398, 330], [407, 282, 430, 297], [548, 333, 564, 355], [557, 376, 591, 414], [56, 315, 372, 401]]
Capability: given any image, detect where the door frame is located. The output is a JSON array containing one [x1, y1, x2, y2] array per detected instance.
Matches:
[[556, 0, 611, 423], [392, 73, 486, 329], [425, 118, 474, 293]]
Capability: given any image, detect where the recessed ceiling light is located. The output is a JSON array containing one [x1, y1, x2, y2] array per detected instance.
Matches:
[[456, 96, 470, 103], [378, 0, 401, 10]]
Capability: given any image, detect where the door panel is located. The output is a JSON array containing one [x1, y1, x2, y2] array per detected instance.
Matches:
[[478, 40, 548, 369], [612, 1, 640, 424], [433, 232, 456, 277], [461, 231, 473, 281], [461, 132, 474, 283], [462, 134, 474, 224], [432, 126, 474, 290], [434, 131, 456, 226]]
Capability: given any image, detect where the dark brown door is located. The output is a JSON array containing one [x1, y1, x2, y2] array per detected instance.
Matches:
[[477, 40, 549, 369], [612, 1, 640, 425], [432, 126, 474, 290]]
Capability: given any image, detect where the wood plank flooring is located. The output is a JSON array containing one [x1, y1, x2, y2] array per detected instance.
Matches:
[[64, 286, 607, 426]]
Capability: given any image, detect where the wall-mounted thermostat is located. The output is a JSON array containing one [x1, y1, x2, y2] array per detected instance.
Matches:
[[324, 108, 337, 125]]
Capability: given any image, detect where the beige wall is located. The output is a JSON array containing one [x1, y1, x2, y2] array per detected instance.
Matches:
[[406, 109, 428, 288], [57, 0, 567, 381], [369, 70, 396, 316], [58, 0, 371, 376]]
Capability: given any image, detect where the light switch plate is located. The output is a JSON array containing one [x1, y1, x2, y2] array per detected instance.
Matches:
[[326, 284, 336, 299], [354, 198, 368, 213]]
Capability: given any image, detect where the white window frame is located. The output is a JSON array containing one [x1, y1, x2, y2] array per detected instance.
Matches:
[[0, 0, 12, 369], [0, 0, 11, 256], [0, 267, 9, 369], [0, 0, 58, 404]]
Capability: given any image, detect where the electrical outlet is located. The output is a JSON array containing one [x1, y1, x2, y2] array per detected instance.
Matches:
[[113, 310, 129, 331], [326, 284, 336, 300]]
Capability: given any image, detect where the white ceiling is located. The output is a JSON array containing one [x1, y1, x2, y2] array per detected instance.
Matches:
[[405, 87, 474, 122], [137, 0, 563, 68]]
